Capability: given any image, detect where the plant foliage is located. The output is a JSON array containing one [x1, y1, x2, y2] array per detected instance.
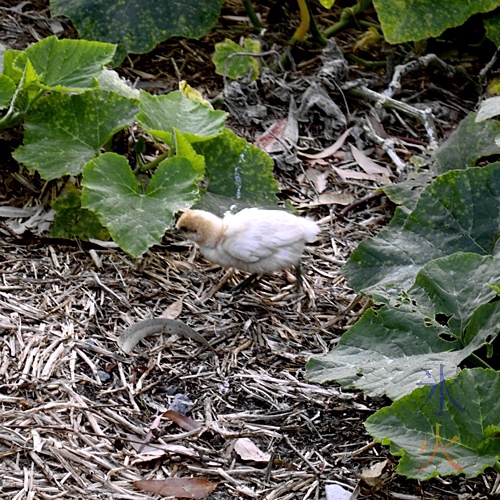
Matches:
[[82, 153, 202, 257], [51, 184, 110, 241], [372, 0, 500, 44], [306, 115, 500, 479], [13, 90, 138, 180], [0, 36, 279, 258], [366, 368, 500, 479], [47, 0, 500, 64], [213, 38, 261, 81], [50, 0, 224, 64]]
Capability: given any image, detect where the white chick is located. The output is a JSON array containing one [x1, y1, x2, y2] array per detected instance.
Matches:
[[176, 208, 319, 290]]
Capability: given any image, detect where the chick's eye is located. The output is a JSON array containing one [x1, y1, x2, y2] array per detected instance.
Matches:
[[179, 226, 189, 233]]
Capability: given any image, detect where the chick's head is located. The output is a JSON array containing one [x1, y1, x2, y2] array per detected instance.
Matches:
[[176, 210, 224, 247]]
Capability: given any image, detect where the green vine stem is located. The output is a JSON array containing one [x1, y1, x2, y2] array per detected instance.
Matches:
[[466, 352, 494, 371], [281, 0, 327, 66], [305, 0, 327, 46], [323, 0, 373, 39], [290, 0, 311, 44], [241, 0, 263, 29], [0, 85, 45, 130], [347, 53, 386, 68], [138, 150, 170, 172]]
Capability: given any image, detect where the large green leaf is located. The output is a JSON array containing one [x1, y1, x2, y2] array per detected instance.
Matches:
[[435, 114, 500, 174], [194, 128, 280, 208], [382, 171, 434, 212], [373, 0, 500, 43], [19, 36, 115, 91], [306, 253, 500, 399], [306, 306, 465, 399], [463, 301, 500, 349], [51, 184, 110, 241], [409, 253, 500, 336], [0, 37, 116, 129], [0, 74, 15, 109], [137, 91, 227, 146], [50, 0, 224, 63], [13, 89, 138, 180], [484, 9, 500, 45], [82, 152, 201, 258], [365, 368, 500, 479], [343, 163, 500, 299]]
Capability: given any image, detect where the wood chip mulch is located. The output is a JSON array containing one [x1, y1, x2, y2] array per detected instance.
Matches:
[[0, 194, 384, 499], [1, 0, 499, 498]]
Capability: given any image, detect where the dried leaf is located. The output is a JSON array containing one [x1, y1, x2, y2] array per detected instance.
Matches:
[[163, 409, 202, 432], [161, 300, 183, 320], [133, 478, 218, 498], [299, 128, 352, 159], [312, 192, 354, 206], [255, 118, 288, 152], [360, 459, 388, 488], [256, 99, 298, 153], [332, 166, 379, 182], [130, 440, 200, 461], [350, 144, 391, 183], [234, 437, 271, 463], [140, 414, 164, 449], [305, 168, 330, 193], [117, 318, 216, 353]]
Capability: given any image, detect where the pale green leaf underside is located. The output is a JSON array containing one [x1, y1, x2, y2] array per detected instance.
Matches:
[[306, 253, 500, 400], [343, 163, 500, 298], [365, 368, 500, 479], [0, 42, 7, 73], [476, 96, 500, 122], [96, 69, 140, 100]]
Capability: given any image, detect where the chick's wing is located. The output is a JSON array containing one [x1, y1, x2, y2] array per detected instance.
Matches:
[[221, 210, 307, 263]]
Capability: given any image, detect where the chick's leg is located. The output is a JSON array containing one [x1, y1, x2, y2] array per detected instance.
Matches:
[[228, 273, 259, 294], [295, 264, 304, 292]]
